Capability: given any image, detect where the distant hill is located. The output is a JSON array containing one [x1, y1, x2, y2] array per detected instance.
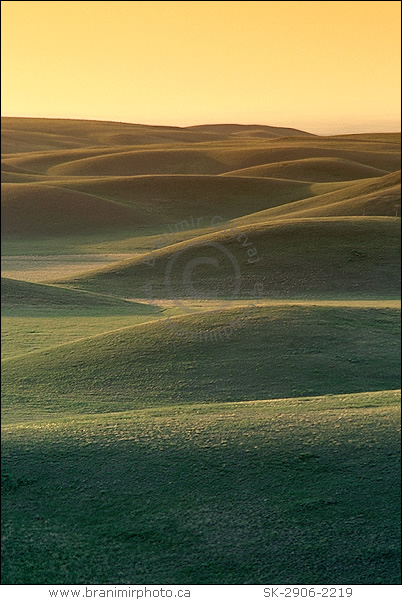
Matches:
[[1, 117, 314, 154], [42, 144, 400, 177], [1, 117, 400, 254], [234, 171, 402, 223], [1, 183, 142, 236], [186, 123, 314, 137], [223, 157, 389, 182]]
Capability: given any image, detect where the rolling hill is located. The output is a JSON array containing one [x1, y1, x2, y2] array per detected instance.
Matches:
[[45, 144, 401, 177], [2, 305, 400, 418], [283, 184, 401, 218], [1, 117, 401, 586], [2, 146, 133, 175], [57, 217, 401, 300], [37, 175, 326, 222], [2, 176, 348, 237], [233, 171, 402, 223], [1, 277, 157, 313], [1, 183, 144, 236], [1, 117, 314, 154], [223, 157, 389, 182]]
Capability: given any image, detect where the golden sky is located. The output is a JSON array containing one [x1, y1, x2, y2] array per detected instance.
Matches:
[[1, 1, 401, 134]]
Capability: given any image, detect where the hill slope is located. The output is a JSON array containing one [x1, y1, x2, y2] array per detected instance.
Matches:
[[46, 145, 401, 177], [58, 218, 401, 300], [2, 305, 400, 417], [2, 176, 344, 236], [1, 183, 146, 236], [233, 171, 402, 223], [1, 117, 314, 154], [285, 185, 401, 218], [1, 277, 157, 313], [223, 157, 389, 182], [1, 118, 401, 586], [39, 174, 323, 221]]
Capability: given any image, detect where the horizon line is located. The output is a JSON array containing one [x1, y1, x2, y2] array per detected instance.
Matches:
[[1, 114, 401, 137]]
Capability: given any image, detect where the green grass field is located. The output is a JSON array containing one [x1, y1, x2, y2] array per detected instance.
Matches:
[[2, 391, 400, 584], [2, 305, 401, 421], [1, 118, 401, 584]]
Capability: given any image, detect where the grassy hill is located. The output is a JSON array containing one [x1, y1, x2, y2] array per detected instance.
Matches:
[[186, 123, 314, 137], [2, 147, 133, 175], [234, 171, 402, 223], [1, 117, 313, 154], [224, 157, 389, 182], [1, 172, 44, 184], [283, 185, 401, 219], [3, 173, 399, 242], [1, 277, 157, 313], [1, 277, 167, 360], [1, 183, 144, 236], [45, 144, 401, 177], [2, 176, 348, 238], [39, 175, 326, 222], [58, 218, 401, 300], [334, 132, 401, 144], [2, 305, 400, 419], [1, 118, 400, 585]]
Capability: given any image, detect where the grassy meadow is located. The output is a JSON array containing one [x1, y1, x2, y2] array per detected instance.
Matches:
[[1, 117, 401, 584]]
